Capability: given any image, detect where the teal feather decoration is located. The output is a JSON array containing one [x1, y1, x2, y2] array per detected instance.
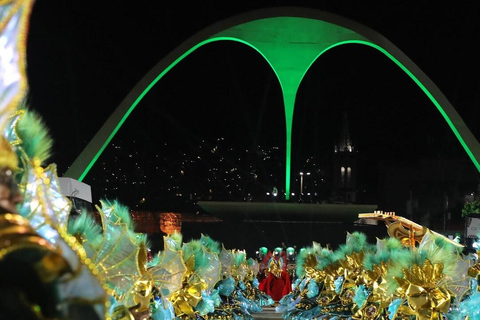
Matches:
[[233, 250, 246, 268], [318, 248, 336, 270], [295, 246, 315, 277], [384, 230, 463, 295], [363, 237, 404, 271], [67, 209, 102, 250], [333, 231, 371, 262], [14, 108, 53, 165], [182, 239, 210, 270], [383, 249, 415, 294], [312, 241, 323, 253], [432, 233, 463, 255], [134, 233, 151, 252], [166, 231, 183, 251], [384, 237, 404, 251], [182, 239, 221, 292], [200, 234, 221, 254], [99, 198, 149, 248], [100, 198, 135, 230]]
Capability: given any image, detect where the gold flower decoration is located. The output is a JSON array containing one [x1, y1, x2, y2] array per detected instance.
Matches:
[[394, 259, 451, 320]]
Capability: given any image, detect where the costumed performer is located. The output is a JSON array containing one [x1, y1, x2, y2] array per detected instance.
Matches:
[[259, 247, 292, 302], [257, 246, 270, 283], [0, 0, 108, 318]]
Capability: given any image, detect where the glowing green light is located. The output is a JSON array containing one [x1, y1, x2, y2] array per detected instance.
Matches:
[[66, 9, 480, 202]]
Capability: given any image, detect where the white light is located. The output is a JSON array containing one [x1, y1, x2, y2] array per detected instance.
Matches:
[[291, 193, 295, 196]]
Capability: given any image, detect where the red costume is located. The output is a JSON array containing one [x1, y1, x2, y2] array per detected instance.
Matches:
[[258, 248, 291, 302], [257, 248, 271, 283]]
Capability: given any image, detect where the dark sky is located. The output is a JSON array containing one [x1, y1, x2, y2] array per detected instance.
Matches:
[[24, 1, 480, 204]]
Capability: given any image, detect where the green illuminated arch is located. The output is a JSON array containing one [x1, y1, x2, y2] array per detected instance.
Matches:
[[65, 7, 480, 200]]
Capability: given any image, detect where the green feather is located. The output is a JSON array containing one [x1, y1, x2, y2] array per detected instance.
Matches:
[[312, 241, 323, 253], [295, 247, 309, 276], [317, 248, 336, 270], [183, 239, 209, 270], [200, 233, 221, 254], [134, 233, 150, 249], [100, 198, 135, 231], [168, 231, 183, 251], [233, 250, 246, 268], [384, 249, 416, 295], [67, 209, 103, 250], [333, 231, 372, 262], [363, 237, 404, 271], [15, 108, 53, 165], [295, 243, 331, 275], [384, 237, 404, 251], [383, 232, 462, 295], [433, 234, 463, 255]]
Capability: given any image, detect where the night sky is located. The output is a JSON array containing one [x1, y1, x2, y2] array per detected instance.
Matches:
[[23, 1, 480, 210]]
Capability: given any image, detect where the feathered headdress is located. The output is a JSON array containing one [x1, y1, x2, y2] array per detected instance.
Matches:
[[363, 237, 404, 271], [383, 230, 470, 319], [333, 231, 372, 262], [8, 108, 53, 163], [67, 209, 103, 253], [200, 233, 221, 254]]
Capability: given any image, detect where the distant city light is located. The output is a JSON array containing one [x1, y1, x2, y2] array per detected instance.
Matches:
[[86, 136, 332, 204]]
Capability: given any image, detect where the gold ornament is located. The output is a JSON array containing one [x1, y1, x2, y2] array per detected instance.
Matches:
[[170, 256, 207, 318], [0, 136, 18, 171], [132, 279, 153, 313], [267, 257, 282, 278], [394, 259, 451, 320]]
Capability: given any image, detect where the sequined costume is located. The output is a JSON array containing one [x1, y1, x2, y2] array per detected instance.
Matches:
[[259, 247, 292, 302], [0, 1, 108, 318]]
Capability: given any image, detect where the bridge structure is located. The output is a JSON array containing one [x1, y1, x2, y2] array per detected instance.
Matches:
[[64, 7, 480, 201]]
